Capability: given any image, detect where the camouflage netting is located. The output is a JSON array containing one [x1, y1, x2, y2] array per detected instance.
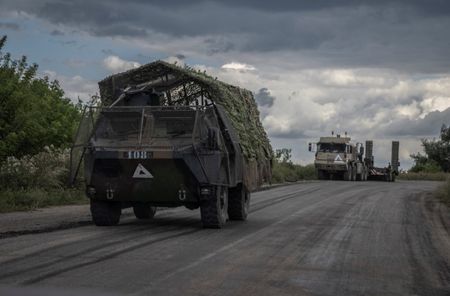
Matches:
[[98, 60, 273, 162]]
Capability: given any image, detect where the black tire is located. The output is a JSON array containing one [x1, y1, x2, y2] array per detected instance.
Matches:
[[356, 167, 362, 181], [228, 184, 250, 221], [133, 203, 156, 219], [200, 186, 228, 228], [351, 166, 356, 181], [90, 199, 121, 226], [317, 170, 327, 180], [344, 166, 351, 181]]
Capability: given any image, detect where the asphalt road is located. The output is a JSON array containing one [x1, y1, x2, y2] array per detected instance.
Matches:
[[0, 181, 449, 296]]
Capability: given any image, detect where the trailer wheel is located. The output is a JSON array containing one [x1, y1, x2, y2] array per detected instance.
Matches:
[[200, 186, 228, 228], [90, 199, 121, 226], [133, 203, 156, 219], [228, 184, 250, 221]]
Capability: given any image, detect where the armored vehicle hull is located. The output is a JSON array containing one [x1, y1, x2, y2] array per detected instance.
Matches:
[[70, 61, 272, 228]]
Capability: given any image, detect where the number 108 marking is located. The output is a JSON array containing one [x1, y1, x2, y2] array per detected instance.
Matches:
[[128, 151, 149, 159]]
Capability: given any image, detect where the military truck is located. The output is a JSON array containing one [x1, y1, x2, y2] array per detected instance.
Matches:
[[309, 134, 400, 182], [309, 133, 367, 181], [69, 61, 273, 228]]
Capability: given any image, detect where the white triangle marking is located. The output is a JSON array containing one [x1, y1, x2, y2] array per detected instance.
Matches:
[[334, 154, 344, 162], [133, 163, 153, 179]]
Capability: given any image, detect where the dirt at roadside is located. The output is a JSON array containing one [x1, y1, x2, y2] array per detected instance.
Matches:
[[0, 205, 92, 238]]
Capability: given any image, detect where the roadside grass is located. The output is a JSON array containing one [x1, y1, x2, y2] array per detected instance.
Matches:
[[397, 172, 450, 181], [0, 188, 87, 213], [272, 162, 316, 183], [0, 148, 87, 213], [434, 178, 450, 207]]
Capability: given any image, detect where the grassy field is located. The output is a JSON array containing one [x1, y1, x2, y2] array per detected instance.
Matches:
[[0, 148, 87, 213], [0, 188, 87, 213], [397, 172, 450, 181], [434, 178, 450, 206]]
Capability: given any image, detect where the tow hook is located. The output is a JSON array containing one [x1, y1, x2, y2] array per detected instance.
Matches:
[[106, 187, 115, 200], [178, 189, 187, 201]]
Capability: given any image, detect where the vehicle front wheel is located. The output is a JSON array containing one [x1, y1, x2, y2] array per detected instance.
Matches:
[[200, 186, 228, 228], [90, 199, 121, 226], [133, 203, 156, 219]]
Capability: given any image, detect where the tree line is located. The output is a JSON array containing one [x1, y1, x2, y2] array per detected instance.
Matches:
[[410, 124, 450, 173], [0, 35, 82, 162]]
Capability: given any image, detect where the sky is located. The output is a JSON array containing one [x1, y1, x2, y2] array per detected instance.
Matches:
[[1, 0, 450, 169]]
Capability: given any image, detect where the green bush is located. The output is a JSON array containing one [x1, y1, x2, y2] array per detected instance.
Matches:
[[435, 178, 450, 206], [0, 188, 86, 213], [272, 162, 316, 183], [0, 148, 86, 212]]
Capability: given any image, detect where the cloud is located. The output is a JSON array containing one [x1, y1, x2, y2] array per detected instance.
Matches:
[[50, 29, 64, 36], [163, 55, 186, 67], [3, 1, 450, 72], [2, 0, 450, 168], [386, 107, 450, 137], [221, 62, 256, 71], [0, 22, 20, 31], [102, 55, 141, 73], [42, 70, 98, 102], [255, 88, 275, 107]]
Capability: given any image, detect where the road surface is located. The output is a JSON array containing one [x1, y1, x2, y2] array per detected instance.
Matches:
[[0, 181, 449, 296]]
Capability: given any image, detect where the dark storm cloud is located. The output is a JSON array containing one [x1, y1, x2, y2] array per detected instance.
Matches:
[[386, 107, 450, 137], [255, 88, 276, 107], [0, 22, 20, 31], [2, 0, 450, 71], [50, 29, 64, 36]]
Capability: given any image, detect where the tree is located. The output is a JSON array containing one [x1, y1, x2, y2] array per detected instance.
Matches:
[[275, 148, 292, 164], [0, 35, 81, 161], [410, 124, 450, 172]]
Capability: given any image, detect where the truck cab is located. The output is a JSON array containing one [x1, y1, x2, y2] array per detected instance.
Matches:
[[311, 134, 367, 181]]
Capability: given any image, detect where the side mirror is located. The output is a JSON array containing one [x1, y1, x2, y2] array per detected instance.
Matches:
[[308, 143, 312, 152]]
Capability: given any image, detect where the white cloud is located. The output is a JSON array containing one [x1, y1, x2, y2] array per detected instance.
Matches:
[[164, 55, 186, 67], [221, 62, 256, 71], [42, 70, 98, 102], [189, 64, 450, 168], [102, 55, 141, 73]]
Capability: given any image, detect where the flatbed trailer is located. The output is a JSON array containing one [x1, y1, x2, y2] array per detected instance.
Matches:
[[365, 140, 399, 182]]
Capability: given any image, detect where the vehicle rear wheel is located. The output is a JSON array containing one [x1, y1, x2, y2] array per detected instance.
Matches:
[[133, 203, 156, 219], [90, 199, 121, 226], [200, 186, 228, 228], [228, 184, 250, 221]]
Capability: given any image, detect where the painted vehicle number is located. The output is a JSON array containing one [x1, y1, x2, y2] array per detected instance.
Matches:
[[127, 151, 150, 159]]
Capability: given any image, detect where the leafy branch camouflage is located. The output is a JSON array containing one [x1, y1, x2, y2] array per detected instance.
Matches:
[[98, 60, 273, 162]]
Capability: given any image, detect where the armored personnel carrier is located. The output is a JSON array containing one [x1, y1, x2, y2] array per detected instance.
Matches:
[[69, 61, 272, 228]]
